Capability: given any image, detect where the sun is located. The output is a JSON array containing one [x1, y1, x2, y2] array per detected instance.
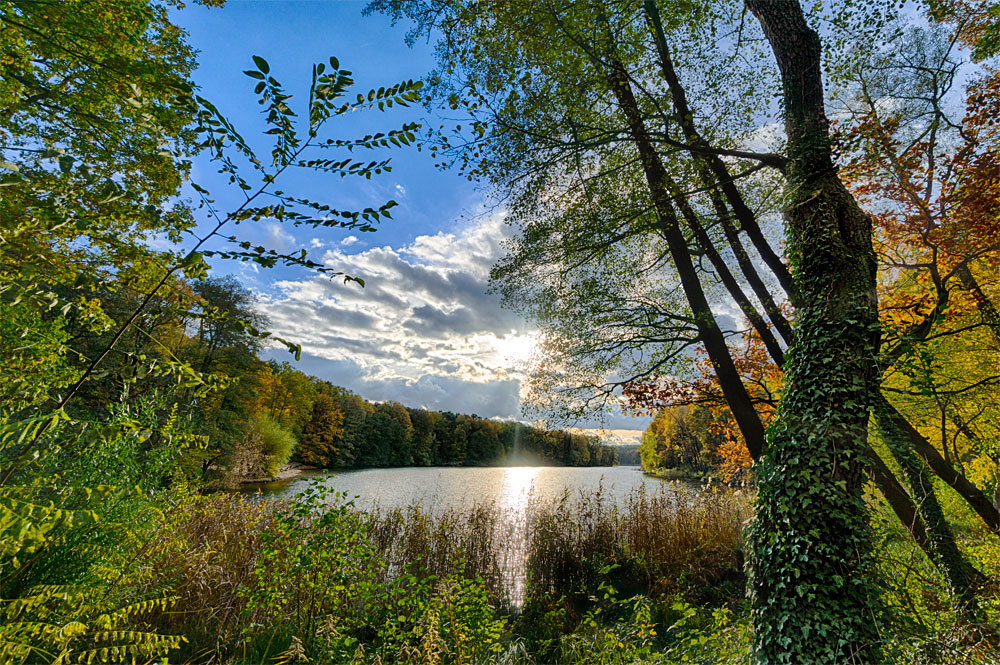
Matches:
[[495, 332, 538, 364]]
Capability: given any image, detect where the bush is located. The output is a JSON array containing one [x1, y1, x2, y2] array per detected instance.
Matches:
[[232, 414, 298, 480]]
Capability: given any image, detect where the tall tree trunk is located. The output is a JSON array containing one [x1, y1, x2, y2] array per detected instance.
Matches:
[[866, 449, 930, 549], [643, 0, 798, 341], [744, 2, 881, 662], [956, 263, 1000, 350], [874, 407, 981, 613], [601, 61, 768, 460], [664, 173, 786, 367], [876, 392, 1000, 533]]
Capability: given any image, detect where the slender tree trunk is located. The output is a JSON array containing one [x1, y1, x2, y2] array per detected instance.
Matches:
[[956, 264, 1000, 349], [644, 1, 797, 341], [866, 449, 929, 549], [602, 60, 768, 460], [744, 2, 882, 662], [876, 392, 1000, 533], [874, 406, 981, 613], [664, 173, 786, 367]]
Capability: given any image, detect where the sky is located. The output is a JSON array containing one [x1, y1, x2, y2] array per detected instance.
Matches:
[[172, 0, 649, 440]]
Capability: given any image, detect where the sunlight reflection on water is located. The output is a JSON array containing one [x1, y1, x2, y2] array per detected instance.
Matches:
[[244, 466, 701, 608], [247, 465, 682, 510]]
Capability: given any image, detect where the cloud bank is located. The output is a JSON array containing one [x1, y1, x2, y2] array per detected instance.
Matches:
[[260, 214, 539, 419]]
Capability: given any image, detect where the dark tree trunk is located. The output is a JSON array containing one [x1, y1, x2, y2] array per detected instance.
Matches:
[[956, 264, 1000, 349], [744, 1, 882, 662], [665, 173, 786, 367], [866, 449, 929, 549], [874, 407, 981, 613], [644, 0, 798, 341], [603, 59, 768, 460], [876, 392, 1000, 533]]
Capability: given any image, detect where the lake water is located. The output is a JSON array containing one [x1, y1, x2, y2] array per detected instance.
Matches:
[[242, 465, 704, 607], [243, 465, 692, 511]]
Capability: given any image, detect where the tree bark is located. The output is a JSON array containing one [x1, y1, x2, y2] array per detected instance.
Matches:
[[744, 1, 882, 662], [956, 263, 1000, 350], [643, 0, 798, 341], [874, 406, 981, 613], [866, 448, 930, 550], [875, 391, 1000, 533], [665, 173, 787, 367]]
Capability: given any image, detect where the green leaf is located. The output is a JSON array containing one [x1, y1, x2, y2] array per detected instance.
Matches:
[[252, 55, 270, 74]]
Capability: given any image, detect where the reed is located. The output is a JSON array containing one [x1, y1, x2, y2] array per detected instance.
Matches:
[[135, 483, 749, 662]]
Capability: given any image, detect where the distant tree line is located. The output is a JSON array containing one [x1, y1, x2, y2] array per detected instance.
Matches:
[[615, 445, 641, 466], [265, 364, 619, 471], [61, 274, 618, 481]]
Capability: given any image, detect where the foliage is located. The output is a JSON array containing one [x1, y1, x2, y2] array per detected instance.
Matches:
[[125, 483, 749, 663], [239, 414, 298, 478], [639, 405, 732, 477], [297, 392, 345, 467], [1, 0, 428, 660], [0, 402, 202, 664], [3, 0, 1000, 662]]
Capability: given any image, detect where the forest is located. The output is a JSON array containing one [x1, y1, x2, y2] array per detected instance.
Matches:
[[638, 406, 755, 484], [3, 0, 1000, 664], [51, 270, 620, 485]]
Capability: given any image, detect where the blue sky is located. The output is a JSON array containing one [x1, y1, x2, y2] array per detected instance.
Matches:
[[173, 1, 647, 439]]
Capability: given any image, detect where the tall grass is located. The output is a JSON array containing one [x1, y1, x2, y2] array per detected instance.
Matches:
[[120, 484, 1000, 664], [362, 484, 748, 611], [133, 484, 748, 662]]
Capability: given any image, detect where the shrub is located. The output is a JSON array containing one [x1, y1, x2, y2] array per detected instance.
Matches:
[[232, 414, 298, 480]]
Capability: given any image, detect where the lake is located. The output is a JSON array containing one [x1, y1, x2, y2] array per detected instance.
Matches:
[[242, 464, 696, 511], [241, 465, 707, 608]]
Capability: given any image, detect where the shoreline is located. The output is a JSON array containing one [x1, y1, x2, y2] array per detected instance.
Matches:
[[239, 461, 640, 487], [240, 462, 321, 485], [644, 467, 718, 483]]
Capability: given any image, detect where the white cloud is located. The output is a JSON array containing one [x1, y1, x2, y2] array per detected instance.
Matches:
[[262, 220, 297, 252], [567, 428, 644, 446], [259, 213, 539, 420], [341, 235, 359, 247]]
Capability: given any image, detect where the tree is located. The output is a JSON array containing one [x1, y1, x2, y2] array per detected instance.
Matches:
[[408, 408, 439, 465], [327, 386, 374, 467], [829, 6, 1000, 609], [370, 0, 922, 658], [0, 0, 213, 414], [639, 405, 728, 474], [357, 401, 413, 467], [252, 361, 316, 436], [1, 1, 426, 653], [298, 392, 346, 467]]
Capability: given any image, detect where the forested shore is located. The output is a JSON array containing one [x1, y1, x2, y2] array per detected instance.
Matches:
[[45, 268, 619, 487]]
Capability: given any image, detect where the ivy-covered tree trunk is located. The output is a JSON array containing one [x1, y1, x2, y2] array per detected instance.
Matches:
[[744, 2, 881, 662]]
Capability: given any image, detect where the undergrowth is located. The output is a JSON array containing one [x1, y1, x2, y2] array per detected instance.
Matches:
[[5, 477, 999, 664]]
